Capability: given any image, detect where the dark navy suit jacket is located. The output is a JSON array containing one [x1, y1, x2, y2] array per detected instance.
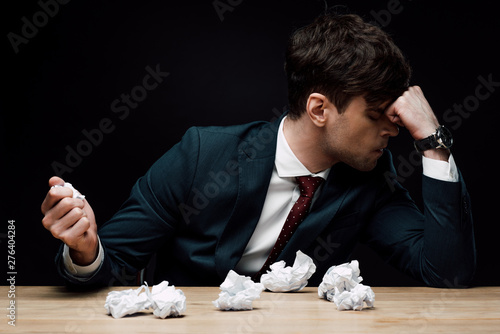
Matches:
[[56, 115, 476, 287]]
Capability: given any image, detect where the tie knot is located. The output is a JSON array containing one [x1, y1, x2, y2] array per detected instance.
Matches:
[[296, 176, 324, 198]]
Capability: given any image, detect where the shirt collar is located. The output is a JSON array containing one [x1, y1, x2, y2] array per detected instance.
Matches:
[[275, 116, 331, 180]]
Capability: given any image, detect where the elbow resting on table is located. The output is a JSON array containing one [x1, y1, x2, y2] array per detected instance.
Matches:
[[423, 259, 476, 288]]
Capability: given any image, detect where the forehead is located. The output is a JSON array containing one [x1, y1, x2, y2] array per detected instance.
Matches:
[[346, 96, 392, 113], [366, 98, 393, 112]]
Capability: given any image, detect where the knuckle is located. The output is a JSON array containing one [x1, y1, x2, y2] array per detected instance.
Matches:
[[41, 216, 51, 229], [48, 187, 59, 197], [59, 197, 75, 208], [58, 234, 70, 245], [41, 202, 46, 214], [80, 217, 91, 230], [49, 187, 70, 200], [50, 224, 63, 239], [71, 207, 83, 216]]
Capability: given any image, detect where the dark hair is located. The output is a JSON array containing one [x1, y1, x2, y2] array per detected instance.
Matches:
[[284, 13, 411, 119]]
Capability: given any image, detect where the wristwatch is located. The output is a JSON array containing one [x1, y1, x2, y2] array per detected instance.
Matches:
[[414, 125, 453, 153]]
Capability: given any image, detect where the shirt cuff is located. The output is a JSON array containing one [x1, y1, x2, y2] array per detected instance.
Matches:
[[422, 153, 459, 182], [62, 237, 103, 278]]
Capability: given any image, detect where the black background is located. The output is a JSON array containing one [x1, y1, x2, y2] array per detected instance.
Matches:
[[2, 0, 499, 286]]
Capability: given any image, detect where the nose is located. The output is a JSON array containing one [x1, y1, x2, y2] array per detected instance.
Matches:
[[381, 114, 399, 137]]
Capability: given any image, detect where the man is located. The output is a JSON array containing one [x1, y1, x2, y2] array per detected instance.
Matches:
[[41, 13, 475, 288]]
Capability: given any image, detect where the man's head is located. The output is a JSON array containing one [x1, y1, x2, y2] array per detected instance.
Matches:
[[283, 13, 411, 172], [284, 13, 411, 119]]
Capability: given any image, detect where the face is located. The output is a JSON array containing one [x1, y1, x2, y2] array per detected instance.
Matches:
[[321, 96, 399, 171]]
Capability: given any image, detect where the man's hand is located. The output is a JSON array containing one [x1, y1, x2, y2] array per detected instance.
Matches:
[[41, 176, 98, 266], [386, 86, 450, 161]]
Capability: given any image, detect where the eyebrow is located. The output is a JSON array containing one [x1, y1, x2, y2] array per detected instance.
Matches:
[[366, 106, 386, 114], [366, 99, 394, 114], [366, 96, 398, 114]]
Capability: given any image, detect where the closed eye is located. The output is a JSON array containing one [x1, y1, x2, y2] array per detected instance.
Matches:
[[366, 100, 392, 121], [367, 111, 381, 121]]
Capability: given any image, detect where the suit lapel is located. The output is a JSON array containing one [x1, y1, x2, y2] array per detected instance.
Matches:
[[215, 118, 281, 278]]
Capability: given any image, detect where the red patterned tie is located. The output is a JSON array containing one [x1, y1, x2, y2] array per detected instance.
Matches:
[[254, 176, 324, 280]]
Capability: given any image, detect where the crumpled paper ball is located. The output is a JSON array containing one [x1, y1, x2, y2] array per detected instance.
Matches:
[[104, 281, 186, 318], [212, 270, 265, 311], [149, 281, 187, 318], [333, 283, 375, 311], [105, 285, 152, 318], [52, 182, 85, 200], [318, 260, 375, 311], [260, 250, 316, 292]]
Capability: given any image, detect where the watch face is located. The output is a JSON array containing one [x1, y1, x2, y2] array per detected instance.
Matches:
[[438, 126, 453, 148]]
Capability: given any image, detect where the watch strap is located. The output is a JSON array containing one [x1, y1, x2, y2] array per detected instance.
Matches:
[[414, 125, 453, 153], [414, 134, 436, 152]]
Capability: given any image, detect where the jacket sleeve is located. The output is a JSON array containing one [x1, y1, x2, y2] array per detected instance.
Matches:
[[54, 127, 201, 288], [361, 155, 476, 288]]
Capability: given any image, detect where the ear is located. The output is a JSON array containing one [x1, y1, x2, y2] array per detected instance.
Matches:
[[306, 93, 334, 127]]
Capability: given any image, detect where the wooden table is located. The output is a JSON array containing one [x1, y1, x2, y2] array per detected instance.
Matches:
[[1, 286, 499, 333]]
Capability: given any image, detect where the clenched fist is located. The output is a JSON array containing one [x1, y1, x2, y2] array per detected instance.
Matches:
[[386, 86, 450, 161], [41, 176, 98, 266]]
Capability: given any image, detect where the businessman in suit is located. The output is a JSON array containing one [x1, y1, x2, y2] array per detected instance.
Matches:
[[41, 13, 475, 288]]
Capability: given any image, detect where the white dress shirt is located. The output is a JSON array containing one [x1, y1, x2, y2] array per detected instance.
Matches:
[[64, 116, 459, 278], [234, 118, 331, 275]]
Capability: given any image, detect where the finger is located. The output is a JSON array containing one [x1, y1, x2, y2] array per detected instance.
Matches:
[[49, 176, 65, 187], [385, 97, 407, 126], [409, 85, 422, 94], [42, 196, 85, 232], [385, 100, 398, 120], [47, 206, 86, 238], [58, 217, 91, 247], [41, 184, 77, 214], [389, 114, 405, 127], [50, 197, 85, 221]]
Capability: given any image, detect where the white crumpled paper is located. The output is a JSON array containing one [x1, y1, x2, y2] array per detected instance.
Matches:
[[318, 260, 375, 311], [149, 281, 187, 318], [104, 281, 186, 318], [105, 285, 152, 318], [260, 250, 316, 292], [52, 182, 85, 200], [212, 270, 264, 311]]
